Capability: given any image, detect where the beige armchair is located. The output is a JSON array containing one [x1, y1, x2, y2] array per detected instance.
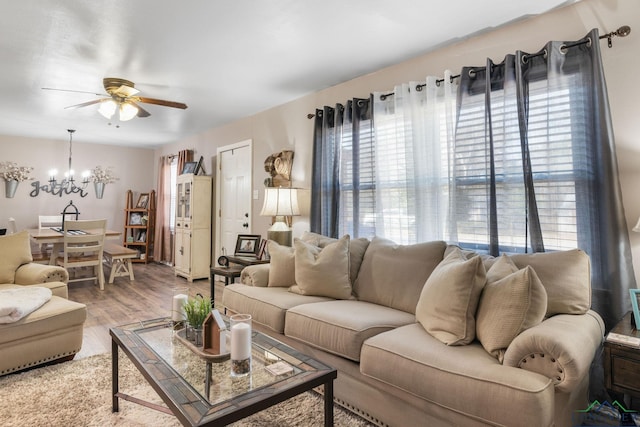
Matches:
[[0, 230, 86, 375]]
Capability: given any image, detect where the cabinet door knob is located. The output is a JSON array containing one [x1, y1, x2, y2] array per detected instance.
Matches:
[[243, 222, 249, 228], [245, 213, 249, 218]]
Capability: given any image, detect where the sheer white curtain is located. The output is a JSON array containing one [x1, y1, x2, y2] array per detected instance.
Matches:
[[371, 71, 458, 244]]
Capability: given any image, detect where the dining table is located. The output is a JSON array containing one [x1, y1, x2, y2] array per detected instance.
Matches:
[[27, 227, 122, 265]]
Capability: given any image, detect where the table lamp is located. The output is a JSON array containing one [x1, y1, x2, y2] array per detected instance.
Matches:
[[260, 187, 300, 246]]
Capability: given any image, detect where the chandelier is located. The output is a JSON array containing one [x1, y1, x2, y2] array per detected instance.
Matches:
[[46, 129, 90, 197]]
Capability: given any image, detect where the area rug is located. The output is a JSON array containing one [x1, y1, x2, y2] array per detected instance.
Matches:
[[0, 353, 374, 426]]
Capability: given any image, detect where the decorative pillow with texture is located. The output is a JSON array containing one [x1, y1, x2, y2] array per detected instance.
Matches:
[[267, 240, 295, 287], [510, 249, 590, 316], [301, 231, 369, 284], [475, 255, 548, 362], [354, 237, 446, 314], [0, 231, 33, 284], [290, 235, 352, 299], [416, 247, 486, 345]]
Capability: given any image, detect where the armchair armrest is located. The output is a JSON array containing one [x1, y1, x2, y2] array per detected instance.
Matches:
[[240, 264, 270, 287], [14, 263, 69, 286], [503, 310, 605, 393]]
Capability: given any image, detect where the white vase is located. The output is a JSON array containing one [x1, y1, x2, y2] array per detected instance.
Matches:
[[5, 180, 18, 198], [94, 182, 105, 199]]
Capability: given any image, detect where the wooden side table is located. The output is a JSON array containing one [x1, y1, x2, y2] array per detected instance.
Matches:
[[603, 311, 640, 409]]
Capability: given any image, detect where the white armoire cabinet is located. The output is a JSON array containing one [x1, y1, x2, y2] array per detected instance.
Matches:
[[174, 174, 212, 281]]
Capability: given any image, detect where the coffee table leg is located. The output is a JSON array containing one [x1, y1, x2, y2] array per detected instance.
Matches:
[[205, 362, 212, 400], [324, 380, 334, 427], [112, 340, 119, 412]]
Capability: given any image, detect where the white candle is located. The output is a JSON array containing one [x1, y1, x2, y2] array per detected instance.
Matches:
[[231, 322, 251, 360], [172, 294, 188, 321]]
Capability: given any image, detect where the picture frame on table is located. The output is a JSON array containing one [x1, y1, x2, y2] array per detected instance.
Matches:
[[136, 193, 149, 209], [181, 161, 198, 175], [257, 239, 267, 260], [630, 289, 640, 329], [234, 234, 261, 257]]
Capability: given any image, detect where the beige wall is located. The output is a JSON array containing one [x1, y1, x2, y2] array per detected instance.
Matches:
[[3, 0, 639, 285], [1, 134, 154, 233], [155, 0, 640, 280]]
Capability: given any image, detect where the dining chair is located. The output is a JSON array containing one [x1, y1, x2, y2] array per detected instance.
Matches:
[[32, 215, 64, 263], [56, 219, 107, 290]]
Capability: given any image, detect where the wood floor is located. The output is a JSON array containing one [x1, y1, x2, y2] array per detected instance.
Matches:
[[68, 262, 226, 359]]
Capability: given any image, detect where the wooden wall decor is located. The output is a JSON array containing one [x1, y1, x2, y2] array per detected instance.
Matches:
[[264, 150, 294, 188]]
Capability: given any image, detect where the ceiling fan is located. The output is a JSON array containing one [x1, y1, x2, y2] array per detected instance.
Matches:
[[43, 77, 188, 121]]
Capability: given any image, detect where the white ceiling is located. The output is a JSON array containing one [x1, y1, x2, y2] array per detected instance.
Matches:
[[0, 0, 574, 148]]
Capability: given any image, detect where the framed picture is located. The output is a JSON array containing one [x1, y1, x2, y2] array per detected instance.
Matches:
[[129, 212, 142, 225], [136, 193, 149, 209], [257, 239, 267, 260], [181, 161, 198, 174], [630, 289, 640, 329], [136, 230, 147, 242], [234, 234, 261, 256], [194, 155, 204, 176]]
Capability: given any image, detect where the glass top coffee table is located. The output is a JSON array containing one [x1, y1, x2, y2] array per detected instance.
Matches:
[[110, 318, 337, 426]]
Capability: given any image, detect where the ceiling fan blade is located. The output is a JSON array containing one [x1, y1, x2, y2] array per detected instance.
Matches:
[[64, 98, 108, 109], [42, 87, 105, 96], [137, 97, 188, 109], [130, 101, 151, 118]]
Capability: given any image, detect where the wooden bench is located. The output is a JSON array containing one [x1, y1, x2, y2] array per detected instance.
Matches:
[[103, 242, 138, 284]]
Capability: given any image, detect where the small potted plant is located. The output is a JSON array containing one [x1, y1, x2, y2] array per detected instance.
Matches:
[[183, 294, 212, 346]]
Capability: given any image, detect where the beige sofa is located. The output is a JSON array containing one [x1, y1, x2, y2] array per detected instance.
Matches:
[[0, 231, 87, 375], [222, 233, 605, 427]]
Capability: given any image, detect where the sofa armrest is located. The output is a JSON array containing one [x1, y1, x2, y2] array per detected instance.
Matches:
[[14, 263, 69, 285], [503, 310, 605, 393], [240, 264, 270, 287]]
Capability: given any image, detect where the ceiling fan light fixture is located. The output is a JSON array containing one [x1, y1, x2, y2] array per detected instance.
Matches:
[[119, 102, 138, 121], [98, 99, 117, 119]]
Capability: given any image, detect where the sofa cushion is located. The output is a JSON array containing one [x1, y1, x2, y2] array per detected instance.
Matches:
[[284, 300, 415, 361], [301, 232, 370, 283], [353, 237, 446, 314], [0, 231, 33, 284], [509, 249, 591, 316], [221, 284, 333, 333], [290, 235, 352, 299], [360, 323, 555, 426], [267, 240, 296, 287], [476, 255, 547, 361], [416, 247, 486, 345]]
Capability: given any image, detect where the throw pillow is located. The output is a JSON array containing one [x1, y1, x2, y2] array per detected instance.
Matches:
[[267, 240, 295, 287], [510, 249, 590, 316], [0, 231, 33, 284], [354, 237, 446, 314], [290, 234, 352, 299], [301, 231, 370, 284], [475, 255, 548, 362], [416, 247, 486, 345]]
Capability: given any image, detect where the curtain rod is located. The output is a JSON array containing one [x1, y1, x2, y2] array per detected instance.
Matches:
[[307, 25, 631, 118]]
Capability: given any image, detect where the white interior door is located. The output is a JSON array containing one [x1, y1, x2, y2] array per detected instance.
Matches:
[[216, 140, 252, 260]]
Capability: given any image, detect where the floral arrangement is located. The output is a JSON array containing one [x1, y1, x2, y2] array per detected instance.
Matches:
[[0, 161, 34, 182], [89, 166, 119, 184]]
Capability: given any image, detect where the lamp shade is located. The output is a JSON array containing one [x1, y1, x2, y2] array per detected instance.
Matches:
[[260, 187, 300, 217]]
